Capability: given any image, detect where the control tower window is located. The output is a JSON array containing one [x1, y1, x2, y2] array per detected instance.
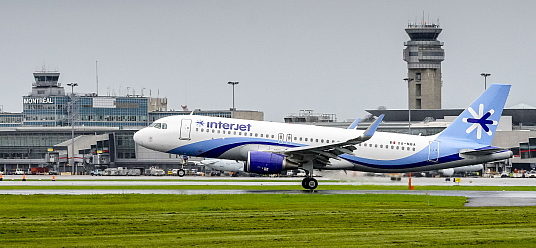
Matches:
[[415, 73, 421, 81], [416, 84, 421, 97]]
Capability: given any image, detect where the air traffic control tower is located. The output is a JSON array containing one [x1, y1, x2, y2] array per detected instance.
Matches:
[[403, 22, 444, 109]]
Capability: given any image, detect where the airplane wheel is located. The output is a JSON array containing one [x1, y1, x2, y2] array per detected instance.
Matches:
[[307, 178, 318, 190], [178, 169, 186, 177], [302, 178, 318, 190], [302, 178, 308, 189]]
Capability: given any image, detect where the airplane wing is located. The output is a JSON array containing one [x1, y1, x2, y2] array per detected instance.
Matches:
[[280, 115, 384, 165]]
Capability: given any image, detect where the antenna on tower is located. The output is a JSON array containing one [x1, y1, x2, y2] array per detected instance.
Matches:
[[96, 61, 99, 96]]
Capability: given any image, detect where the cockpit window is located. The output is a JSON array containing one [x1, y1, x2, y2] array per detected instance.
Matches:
[[150, 123, 162, 129], [161, 123, 167, 129]]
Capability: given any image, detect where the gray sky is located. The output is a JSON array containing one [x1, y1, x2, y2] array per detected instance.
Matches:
[[1, 0, 535, 121]]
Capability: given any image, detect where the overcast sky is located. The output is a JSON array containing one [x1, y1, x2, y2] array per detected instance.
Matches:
[[1, 0, 535, 121]]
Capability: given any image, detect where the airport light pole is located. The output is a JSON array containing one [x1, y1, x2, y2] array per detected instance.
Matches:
[[67, 82, 78, 175], [403, 77, 414, 134], [480, 73, 491, 90], [228, 82, 239, 111]]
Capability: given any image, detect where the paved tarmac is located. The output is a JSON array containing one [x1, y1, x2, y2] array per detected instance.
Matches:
[[1, 175, 535, 207]]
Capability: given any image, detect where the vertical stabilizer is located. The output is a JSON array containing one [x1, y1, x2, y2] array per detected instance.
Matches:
[[437, 84, 510, 145]]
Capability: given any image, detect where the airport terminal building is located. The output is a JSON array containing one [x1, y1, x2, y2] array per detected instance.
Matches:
[[0, 71, 263, 174]]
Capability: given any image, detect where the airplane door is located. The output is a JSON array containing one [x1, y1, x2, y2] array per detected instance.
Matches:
[[278, 133, 284, 144], [428, 141, 440, 162], [179, 119, 192, 140], [286, 134, 293, 143]]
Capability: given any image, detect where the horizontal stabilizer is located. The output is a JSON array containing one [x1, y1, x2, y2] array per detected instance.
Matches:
[[459, 148, 507, 156]]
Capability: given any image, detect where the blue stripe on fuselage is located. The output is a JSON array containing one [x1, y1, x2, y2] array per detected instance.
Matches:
[[339, 152, 463, 170], [166, 137, 299, 157]]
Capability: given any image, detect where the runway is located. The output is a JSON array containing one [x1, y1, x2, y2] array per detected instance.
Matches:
[[1, 175, 535, 207]]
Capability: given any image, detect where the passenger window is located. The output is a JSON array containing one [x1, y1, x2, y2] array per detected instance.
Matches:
[[315, 139, 319, 142], [413, 148, 416, 151], [255, 133, 258, 137], [201, 128, 204, 132], [375, 144, 378, 148], [196, 128, 199, 132], [401, 147, 404, 150], [212, 129, 215, 133], [380, 145, 383, 148], [305, 138, 308, 142], [239, 132, 242, 135], [299, 137, 302, 141], [391, 145, 394, 149], [326, 140, 329, 143], [321, 139, 324, 143], [396, 146, 399, 150]]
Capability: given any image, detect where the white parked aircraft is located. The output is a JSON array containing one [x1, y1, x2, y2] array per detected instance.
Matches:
[[134, 84, 512, 189], [439, 164, 484, 177], [198, 159, 244, 173]]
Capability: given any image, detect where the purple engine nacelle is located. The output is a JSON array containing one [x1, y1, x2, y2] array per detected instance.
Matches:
[[245, 151, 298, 174]]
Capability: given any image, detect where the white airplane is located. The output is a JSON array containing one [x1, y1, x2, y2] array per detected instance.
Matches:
[[134, 84, 513, 189], [198, 159, 244, 173], [439, 164, 483, 177]]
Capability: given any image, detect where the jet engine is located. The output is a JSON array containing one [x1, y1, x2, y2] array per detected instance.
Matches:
[[245, 151, 298, 174]]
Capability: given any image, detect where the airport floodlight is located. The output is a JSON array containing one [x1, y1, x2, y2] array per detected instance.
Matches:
[[480, 73, 491, 90], [67, 82, 78, 175], [228, 82, 239, 111]]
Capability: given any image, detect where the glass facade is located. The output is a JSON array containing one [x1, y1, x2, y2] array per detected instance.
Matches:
[[23, 96, 150, 128], [0, 113, 23, 127]]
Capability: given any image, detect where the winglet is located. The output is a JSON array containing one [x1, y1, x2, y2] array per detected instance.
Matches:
[[363, 114, 384, 137], [347, 118, 361, 129]]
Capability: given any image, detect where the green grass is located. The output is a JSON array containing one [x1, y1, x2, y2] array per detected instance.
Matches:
[[0, 194, 535, 247], [1, 184, 536, 191]]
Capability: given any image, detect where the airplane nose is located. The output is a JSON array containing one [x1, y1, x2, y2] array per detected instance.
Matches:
[[133, 129, 144, 146]]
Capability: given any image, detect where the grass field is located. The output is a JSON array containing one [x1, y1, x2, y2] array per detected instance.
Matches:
[[1, 194, 536, 247]]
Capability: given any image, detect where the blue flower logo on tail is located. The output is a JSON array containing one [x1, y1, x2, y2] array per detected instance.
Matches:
[[462, 104, 498, 139]]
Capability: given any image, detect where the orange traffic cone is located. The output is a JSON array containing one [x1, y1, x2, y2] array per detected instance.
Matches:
[[22, 174, 26, 181], [52, 175, 56, 181], [0, 174, 3, 181]]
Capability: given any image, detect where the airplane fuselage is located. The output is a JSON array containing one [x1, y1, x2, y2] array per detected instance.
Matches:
[[133, 115, 512, 173]]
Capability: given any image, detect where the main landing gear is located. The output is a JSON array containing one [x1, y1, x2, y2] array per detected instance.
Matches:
[[301, 177, 318, 190], [301, 161, 318, 190]]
